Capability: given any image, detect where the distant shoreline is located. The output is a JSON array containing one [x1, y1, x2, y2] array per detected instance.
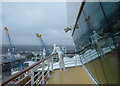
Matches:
[[1, 44, 75, 54]]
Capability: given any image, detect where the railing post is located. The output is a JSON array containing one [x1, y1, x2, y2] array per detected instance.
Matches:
[[47, 59, 50, 78], [31, 68, 35, 86], [78, 54, 82, 65], [42, 61, 45, 85], [75, 54, 77, 67], [82, 54, 87, 64], [51, 56, 54, 71]]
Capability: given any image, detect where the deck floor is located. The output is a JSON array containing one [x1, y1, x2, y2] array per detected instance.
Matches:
[[47, 66, 95, 84]]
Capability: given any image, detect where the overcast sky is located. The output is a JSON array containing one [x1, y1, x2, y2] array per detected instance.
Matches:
[[1, 2, 75, 46]]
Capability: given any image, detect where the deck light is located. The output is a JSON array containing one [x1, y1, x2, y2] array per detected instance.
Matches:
[[36, 33, 41, 38], [4, 27, 8, 31], [64, 24, 79, 33], [64, 27, 72, 33]]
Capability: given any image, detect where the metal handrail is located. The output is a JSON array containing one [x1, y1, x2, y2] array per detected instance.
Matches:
[[2, 52, 84, 85], [1, 54, 55, 86]]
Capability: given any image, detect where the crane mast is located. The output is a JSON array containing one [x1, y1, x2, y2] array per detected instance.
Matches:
[[36, 33, 49, 57], [4, 27, 17, 71]]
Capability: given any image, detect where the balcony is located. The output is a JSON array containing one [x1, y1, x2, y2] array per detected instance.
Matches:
[[1, 52, 101, 86], [47, 66, 95, 84]]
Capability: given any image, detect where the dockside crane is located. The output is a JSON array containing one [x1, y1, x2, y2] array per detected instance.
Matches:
[[36, 33, 49, 58], [4, 27, 18, 71]]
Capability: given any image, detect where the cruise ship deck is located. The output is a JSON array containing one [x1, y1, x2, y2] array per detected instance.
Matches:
[[47, 66, 95, 84], [1, 1, 119, 86]]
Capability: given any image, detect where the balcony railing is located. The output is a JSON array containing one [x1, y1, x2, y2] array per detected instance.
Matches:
[[1, 54, 55, 86], [1, 52, 82, 86], [1, 48, 109, 86]]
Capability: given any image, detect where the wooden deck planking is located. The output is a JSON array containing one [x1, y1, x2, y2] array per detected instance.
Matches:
[[47, 66, 95, 84]]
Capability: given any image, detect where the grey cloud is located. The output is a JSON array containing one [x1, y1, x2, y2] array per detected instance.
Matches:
[[2, 2, 75, 46]]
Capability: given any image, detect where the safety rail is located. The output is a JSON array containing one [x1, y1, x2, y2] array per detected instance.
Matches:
[[1, 54, 55, 86], [1, 52, 82, 86], [77, 46, 114, 65], [2, 50, 107, 86], [64, 55, 81, 67]]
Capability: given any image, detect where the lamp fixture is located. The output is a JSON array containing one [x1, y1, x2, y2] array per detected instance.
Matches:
[[64, 24, 79, 33], [64, 27, 72, 33], [85, 16, 90, 24]]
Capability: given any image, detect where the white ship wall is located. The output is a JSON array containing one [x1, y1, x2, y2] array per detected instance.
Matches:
[[0, 2, 2, 47], [66, 2, 81, 28]]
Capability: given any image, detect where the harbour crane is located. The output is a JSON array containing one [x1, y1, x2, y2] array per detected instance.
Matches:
[[4, 27, 18, 72], [36, 33, 49, 58]]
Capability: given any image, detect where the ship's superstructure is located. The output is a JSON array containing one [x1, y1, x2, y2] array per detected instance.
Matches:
[[67, 1, 120, 84], [1, 1, 120, 86]]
